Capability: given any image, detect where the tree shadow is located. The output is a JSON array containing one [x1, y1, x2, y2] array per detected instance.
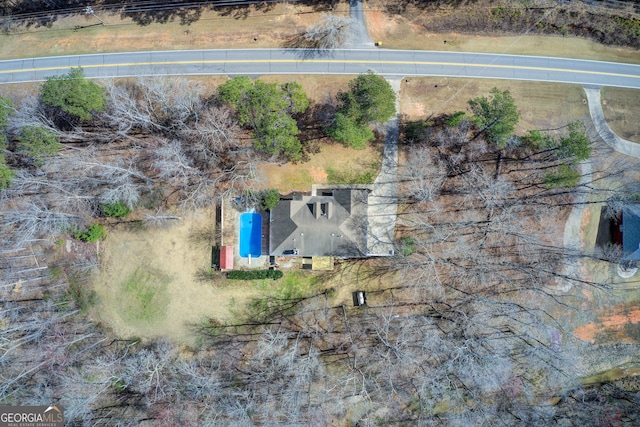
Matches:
[[189, 224, 217, 246], [216, 0, 335, 20], [125, 6, 203, 26], [2, 0, 339, 33], [296, 101, 336, 161], [282, 33, 334, 60], [382, 0, 476, 14]]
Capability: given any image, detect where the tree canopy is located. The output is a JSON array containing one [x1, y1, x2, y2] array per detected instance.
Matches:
[[468, 87, 520, 147], [260, 189, 281, 211], [544, 164, 581, 188], [17, 126, 62, 166], [218, 77, 309, 161], [0, 96, 13, 148], [0, 96, 12, 132], [0, 96, 14, 189], [558, 121, 591, 163], [328, 71, 396, 148], [341, 71, 396, 124], [40, 68, 106, 121], [0, 161, 13, 190], [328, 112, 373, 150]]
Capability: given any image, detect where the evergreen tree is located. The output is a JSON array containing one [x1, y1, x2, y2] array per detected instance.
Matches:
[[40, 68, 105, 121]]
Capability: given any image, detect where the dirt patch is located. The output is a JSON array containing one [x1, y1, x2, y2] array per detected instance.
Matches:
[[601, 87, 640, 144], [367, 10, 399, 35], [309, 166, 328, 183], [92, 208, 259, 344], [574, 303, 640, 343], [402, 100, 427, 118]]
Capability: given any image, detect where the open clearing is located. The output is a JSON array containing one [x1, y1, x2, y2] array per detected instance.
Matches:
[[400, 78, 589, 133], [260, 74, 353, 104], [260, 143, 382, 193], [0, 3, 348, 59], [601, 87, 640, 144], [92, 208, 259, 344]]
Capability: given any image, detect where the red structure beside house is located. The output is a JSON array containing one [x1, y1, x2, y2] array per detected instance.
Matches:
[[220, 246, 234, 271]]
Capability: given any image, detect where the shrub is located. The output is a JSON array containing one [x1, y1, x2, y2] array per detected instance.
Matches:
[[261, 189, 281, 211], [227, 270, 283, 280], [101, 201, 132, 218], [445, 111, 467, 127], [16, 126, 62, 166], [0, 161, 14, 190], [522, 129, 555, 150], [72, 223, 106, 242], [544, 165, 580, 189], [399, 236, 417, 257], [403, 120, 431, 145]]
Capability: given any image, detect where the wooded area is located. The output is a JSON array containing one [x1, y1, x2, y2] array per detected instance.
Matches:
[[1, 68, 639, 424]]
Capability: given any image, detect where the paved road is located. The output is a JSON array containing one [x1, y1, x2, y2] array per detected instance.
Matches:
[[1, 49, 639, 88]]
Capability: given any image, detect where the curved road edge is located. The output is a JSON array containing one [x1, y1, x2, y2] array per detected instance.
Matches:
[[584, 85, 640, 158]]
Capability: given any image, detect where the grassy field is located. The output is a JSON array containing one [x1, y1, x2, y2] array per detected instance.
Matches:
[[401, 78, 589, 133], [0, 3, 348, 59], [121, 267, 170, 324], [601, 87, 640, 144], [259, 143, 383, 193], [92, 208, 260, 344]]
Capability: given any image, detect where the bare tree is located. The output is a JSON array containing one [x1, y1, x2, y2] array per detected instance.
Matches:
[[0, 199, 85, 246], [302, 14, 355, 49], [402, 143, 446, 205], [103, 77, 203, 136], [180, 105, 246, 169]]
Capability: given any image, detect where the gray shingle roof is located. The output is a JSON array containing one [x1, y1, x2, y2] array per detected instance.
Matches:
[[269, 189, 369, 257], [622, 205, 640, 261]]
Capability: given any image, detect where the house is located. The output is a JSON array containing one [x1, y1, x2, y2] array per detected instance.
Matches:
[[269, 187, 372, 258], [621, 205, 640, 262]]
